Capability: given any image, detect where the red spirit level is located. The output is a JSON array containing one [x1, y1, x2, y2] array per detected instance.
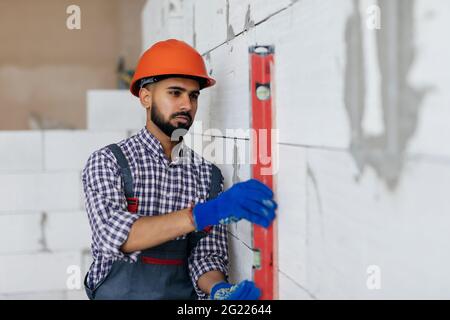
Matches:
[[249, 45, 277, 300]]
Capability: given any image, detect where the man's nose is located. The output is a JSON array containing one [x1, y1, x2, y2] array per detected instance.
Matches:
[[179, 93, 193, 112]]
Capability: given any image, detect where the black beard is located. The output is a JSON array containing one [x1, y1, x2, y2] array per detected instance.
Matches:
[[150, 102, 192, 140]]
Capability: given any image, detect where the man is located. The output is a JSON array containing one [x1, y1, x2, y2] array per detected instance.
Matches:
[[82, 39, 277, 300]]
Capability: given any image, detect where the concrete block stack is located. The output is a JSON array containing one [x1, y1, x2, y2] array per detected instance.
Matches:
[[0, 90, 144, 299]]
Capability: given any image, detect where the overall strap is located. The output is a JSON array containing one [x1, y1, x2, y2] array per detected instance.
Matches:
[[209, 164, 223, 200], [106, 144, 139, 213]]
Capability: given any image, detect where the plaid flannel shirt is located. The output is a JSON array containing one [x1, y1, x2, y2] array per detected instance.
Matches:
[[82, 127, 229, 299]]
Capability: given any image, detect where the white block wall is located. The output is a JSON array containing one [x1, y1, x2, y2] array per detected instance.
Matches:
[[142, 0, 450, 299], [0, 90, 145, 299], [87, 90, 146, 135]]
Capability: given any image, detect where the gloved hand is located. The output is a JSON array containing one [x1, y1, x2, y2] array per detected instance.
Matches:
[[210, 280, 261, 300], [192, 179, 277, 231]]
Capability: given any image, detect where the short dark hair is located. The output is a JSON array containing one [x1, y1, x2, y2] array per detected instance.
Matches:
[[140, 74, 206, 90]]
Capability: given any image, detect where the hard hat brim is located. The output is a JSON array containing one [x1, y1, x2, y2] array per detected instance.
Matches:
[[131, 73, 216, 97]]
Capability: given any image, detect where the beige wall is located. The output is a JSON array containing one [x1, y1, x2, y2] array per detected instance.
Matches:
[[0, 0, 145, 130]]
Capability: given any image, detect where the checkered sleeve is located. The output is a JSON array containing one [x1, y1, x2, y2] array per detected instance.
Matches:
[[82, 148, 141, 262], [188, 223, 229, 300], [188, 173, 229, 300]]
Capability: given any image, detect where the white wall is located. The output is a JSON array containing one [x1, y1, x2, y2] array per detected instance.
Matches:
[[142, 0, 450, 299], [0, 90, 144, 299]]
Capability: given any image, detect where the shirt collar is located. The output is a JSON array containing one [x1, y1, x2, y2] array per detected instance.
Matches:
[[137, 127, 187, 164]]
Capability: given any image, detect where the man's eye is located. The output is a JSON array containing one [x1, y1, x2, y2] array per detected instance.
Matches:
[[170, 91, 181, 96], [191, 94, 199, 100]]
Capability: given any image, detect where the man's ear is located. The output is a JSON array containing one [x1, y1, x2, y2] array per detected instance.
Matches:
[[139, 85, 152, 110]]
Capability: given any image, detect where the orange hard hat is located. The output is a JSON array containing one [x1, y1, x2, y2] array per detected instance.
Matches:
[[130, 39, 216, 97]]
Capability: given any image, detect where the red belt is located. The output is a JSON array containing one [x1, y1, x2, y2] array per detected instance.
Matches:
[[141, 256, 185, 265]]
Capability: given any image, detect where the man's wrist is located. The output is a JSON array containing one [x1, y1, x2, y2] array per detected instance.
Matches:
[[192, 200, 219, 230], [186, 202, 196, 229]]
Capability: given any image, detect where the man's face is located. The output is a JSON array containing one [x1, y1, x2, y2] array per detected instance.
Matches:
[[142, 77, 200, 139]]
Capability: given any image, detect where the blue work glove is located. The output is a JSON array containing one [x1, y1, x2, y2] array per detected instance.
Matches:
[[210, 280, 261, 300], [192, 179, 277, 231]]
